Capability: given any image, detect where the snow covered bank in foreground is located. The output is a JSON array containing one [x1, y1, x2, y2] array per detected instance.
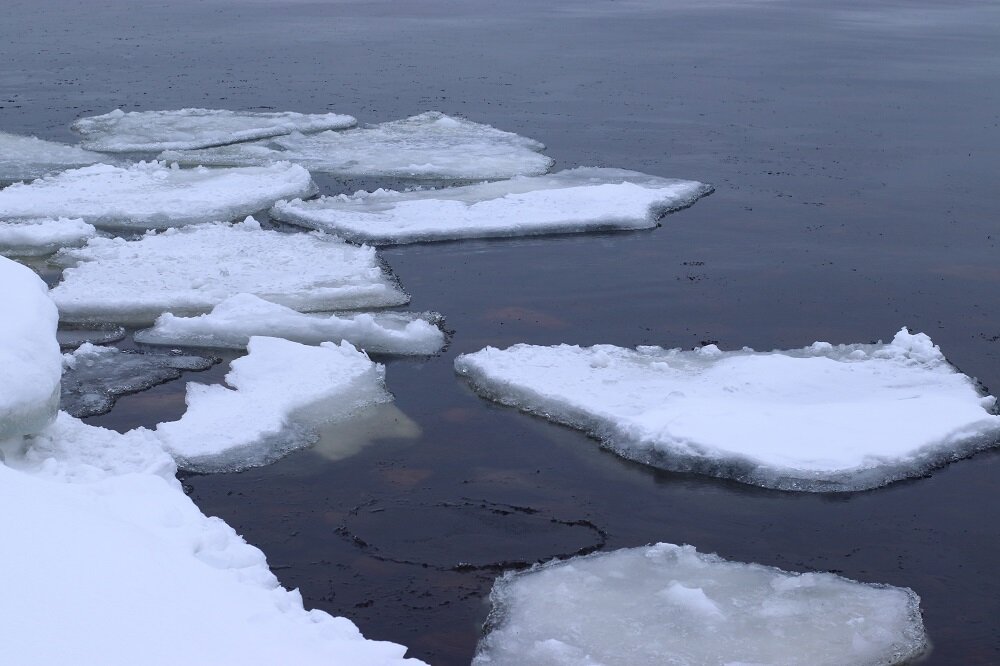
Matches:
[[50, 218, 408, 324], [161, 111, 554, 180], [475, 543, 927, 666], [72, 107, 357, 152], [0, 218, 97, 256], [272, 168, 713, 244], [455, 329, 1000, 491], [0, 131, 103, 182], [0, 161, 316, 230]]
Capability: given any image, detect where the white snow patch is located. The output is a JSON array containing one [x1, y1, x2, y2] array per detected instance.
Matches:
[[0, 131, 103, 182], [0, 218, 97, 256]]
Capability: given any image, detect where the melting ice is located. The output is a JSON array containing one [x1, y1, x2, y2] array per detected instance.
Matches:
[[0, 131, 103, 183], [0, 218, 97, 256]]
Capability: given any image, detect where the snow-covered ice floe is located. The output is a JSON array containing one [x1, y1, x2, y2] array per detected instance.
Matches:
[[455, 329, 1000, 491], [474, 543, 928, 666], [0, 131, 103, 183], [0, 161, 316, 230], [160, 111, 554, 180], [0, 218, 97, 256], [71, 107, 357, 152], [135, 293, 444, 355], [271, 167, 712, 244], [50, 218, 408, 325]]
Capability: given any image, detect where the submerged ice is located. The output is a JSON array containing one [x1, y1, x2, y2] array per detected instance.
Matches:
[[0, 218, 97, 256], [475, 543, 928, 666], [271, 168, 713, 244], [455, 329, 1000, 491], [0, 131, 103, 183]]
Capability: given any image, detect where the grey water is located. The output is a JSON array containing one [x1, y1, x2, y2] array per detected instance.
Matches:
[[3, 0, 1000, 663]]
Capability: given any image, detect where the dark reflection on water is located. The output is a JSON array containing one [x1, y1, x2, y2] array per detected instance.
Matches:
[[4, 0, 1000, 664]]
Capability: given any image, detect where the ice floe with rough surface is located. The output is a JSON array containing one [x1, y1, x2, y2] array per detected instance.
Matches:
[[0, 161, 316, 230], [155, 336, 393, 472], [0, 131, 103, 183], [61, 343, 215, 418], [272, 168, 713, 244], [455, 329, 1000, 491], [72, 108, 357, 152], [50, 218, 408, 324], [160, 111, 553, 180], [135, 293, 444, 355], [0, 218, 97, 256], [475, 542, 928, 666]]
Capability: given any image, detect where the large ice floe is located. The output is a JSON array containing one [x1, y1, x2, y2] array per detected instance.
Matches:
[[50, 218, 408, 325], [160, 111, 554, 180], [455, 329, 1000, 491], [0, 131, 103, 183], [271, 167, 713, 244], [474, 543, 928, 666], [71, 107, 357, 152], [135, 293, 444, 355], [0, 161, 316, 230], [0, 217, 97, 256]]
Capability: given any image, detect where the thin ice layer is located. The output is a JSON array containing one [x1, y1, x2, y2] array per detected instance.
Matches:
[[135, 293, 444, 355], [155, 336, 393, 472], [0, 161, 316, 230], [72, 108, 357, 152], [475, 543, 928, 666], [271, 168, 712, 244], [0, 131, 103, 183], [0, 218, 97, 256], [455, 329, 1000, 491], [160, 111, 554, 180], [50, 219, 408, 325]]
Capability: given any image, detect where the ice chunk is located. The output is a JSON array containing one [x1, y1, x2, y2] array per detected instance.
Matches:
[[0, 131, 103, 183], [271, 168, 712, 244], [50, 218, 408, 325], [61, 343, 215, 418], [155, 336, 393, 472], [0, 257, 61, 440], [71, 107, 357, 152], [57, 325, 127, 350], [455, 329, 1000, 491], [0, 161, 316, 230], [160, 111, 554, 180], [0, 218, 97, 256], [474, 543, 928, 666], [134, 293, 444, 355]]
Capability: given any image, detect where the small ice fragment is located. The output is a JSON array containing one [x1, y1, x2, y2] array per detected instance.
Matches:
[[0, 131, 103, 183], [57, 325, 127, 350], [0, 218, 97, 256]]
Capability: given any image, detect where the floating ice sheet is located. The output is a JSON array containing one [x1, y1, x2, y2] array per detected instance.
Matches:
[[272, 168, 712, 244], [475, 543, 928, 666], [0, 161, 316, 230], [160, 111, 554, 180], [57, 325, 127, 350], [455, 329, 1000, 491], [0, 131, 103, 183], [71, 108, 357, 152], [135, 293, 444, 355], [50, 219, 408, 325], [0, 218, 97, 256]]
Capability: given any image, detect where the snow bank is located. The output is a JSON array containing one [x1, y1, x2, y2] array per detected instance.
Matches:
[[155, 336, 393, 472], [0, 131, 102, 183], [272, 168, 712, 244], [0, 161, 316, 230], [0, 218, 97, 256], [160, 111, 554, 180], [455, 329, 1000, 491], [135, 293, 444, 355], [474, 543, 928, 666], [50, 218, 408, 325]]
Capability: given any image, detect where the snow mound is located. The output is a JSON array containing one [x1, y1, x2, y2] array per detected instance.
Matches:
[[71, 107, 357, 152], [0, 131, 102, 183], [0, 161, 316, 230], [272, 168, 712, 244], [155, 336, 393, 472], [135, 293, 444, 355], [454, 329, 1000, 491], [160, 111, 554, 180], [0, 218, 97, 256], [50, 218, 408, 325], [474, 543, 928, 666]]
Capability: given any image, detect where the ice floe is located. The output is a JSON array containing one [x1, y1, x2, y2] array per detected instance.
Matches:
[[0, 131, 103, 183], [0, 218, 97, 256], [57, 325, 127, 350], [0, 161, 316, 230], [271, 168, 712, 244], [455, 329, 1000, 491], [134, 293, 444, 355], [160, 111, 554, 180], [50, 218, 408, 324], [474, 542, 928, 666], [71, 107, 357, 152]]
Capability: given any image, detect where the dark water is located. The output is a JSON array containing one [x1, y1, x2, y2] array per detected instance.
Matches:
[[4, 0, 1000, 663]]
